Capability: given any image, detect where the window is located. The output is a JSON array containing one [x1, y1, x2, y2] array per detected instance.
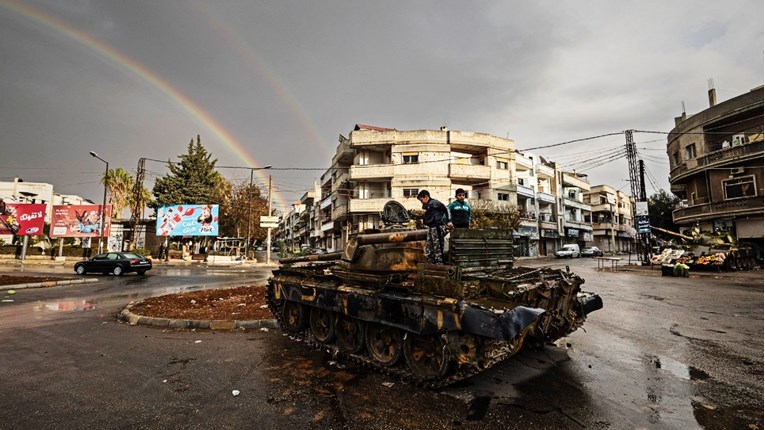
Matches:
[[403, 188, 419, 198], [673, 152, 680, 166], [498, 193, 509, 201], [723, 176, 757, 199], [496, 160, 509, 170], [402, 153, 419, 164], [684, 143, 696, 160]]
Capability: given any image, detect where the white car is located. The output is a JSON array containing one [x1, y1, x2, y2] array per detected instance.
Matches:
[[555, 244, 581, 258]]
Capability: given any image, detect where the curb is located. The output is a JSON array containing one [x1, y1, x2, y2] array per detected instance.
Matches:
[[118, 302, 279, 331], [0, 277, 99, 291]]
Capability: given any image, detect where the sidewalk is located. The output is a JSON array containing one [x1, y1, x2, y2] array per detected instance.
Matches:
[[0, 255, 279, 268]]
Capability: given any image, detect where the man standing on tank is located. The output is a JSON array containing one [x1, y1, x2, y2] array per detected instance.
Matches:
[[417, 190, 452, 264], [447, 188, 472, 228]]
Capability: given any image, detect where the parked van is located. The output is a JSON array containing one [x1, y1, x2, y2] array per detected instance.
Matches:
[[555, 243, 581, 258]]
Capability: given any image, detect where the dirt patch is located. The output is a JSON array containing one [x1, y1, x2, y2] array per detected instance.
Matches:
[[128, 285, 272, 321], [0, 275, 74, 286]]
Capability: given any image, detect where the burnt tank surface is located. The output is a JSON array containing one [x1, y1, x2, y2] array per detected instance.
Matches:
[[267, 201, 603, 388]]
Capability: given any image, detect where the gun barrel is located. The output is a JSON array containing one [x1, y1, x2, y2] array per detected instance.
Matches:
[[649, 225, 693, 240], [279, 251, 343, 264], [355, 229, 428, 245]]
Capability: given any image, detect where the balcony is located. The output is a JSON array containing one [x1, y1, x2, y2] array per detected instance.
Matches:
[[564, 218, 592, 231], [562, 197, 591, 211], [448, 163, 491, 181], [673, 196, 762, 223], [516, 184, 535, 198], [349, 198, 390, 213], [321, 220, 336, 232], [536, 163, 555, 178], [671, 140, 763, 181], [350, 164, 394, 180], [537, 192, 555, 204], [561, 173, 590, 190]]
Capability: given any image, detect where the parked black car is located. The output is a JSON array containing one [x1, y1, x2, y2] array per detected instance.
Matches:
[[74, 252, 152, 276]]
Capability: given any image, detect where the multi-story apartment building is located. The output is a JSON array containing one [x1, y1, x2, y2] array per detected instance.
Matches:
[[279, 125, 639, 257], [344, 124, 517, 236], [668, 85, 763, 250], [558, 169, 593, 248], [584, 185, 634, 253]]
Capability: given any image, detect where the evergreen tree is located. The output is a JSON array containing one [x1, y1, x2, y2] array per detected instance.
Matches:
[[151, 136, 226, 209]]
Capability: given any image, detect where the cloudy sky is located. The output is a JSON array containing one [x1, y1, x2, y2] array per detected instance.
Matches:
[[1, 0, 762, 213]]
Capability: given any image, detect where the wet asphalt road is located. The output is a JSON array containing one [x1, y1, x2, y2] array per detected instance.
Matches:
[[0, 258, 762, 430]]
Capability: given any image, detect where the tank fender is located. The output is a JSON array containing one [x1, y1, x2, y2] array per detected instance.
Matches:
[[579, 293, 603, 316], [460, 303, 545, 341]]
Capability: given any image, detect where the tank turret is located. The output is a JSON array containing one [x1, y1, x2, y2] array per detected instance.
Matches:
[[650, 225, 757, 270], [267, 201, 602, 387]]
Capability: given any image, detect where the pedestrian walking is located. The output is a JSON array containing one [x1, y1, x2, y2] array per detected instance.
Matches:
[[447, 188, 472, 228], [417, 190, 451, 264]]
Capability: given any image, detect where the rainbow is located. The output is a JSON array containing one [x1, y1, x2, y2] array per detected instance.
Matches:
[[2, 0, 304, 211], [199, 8, 333, 162]]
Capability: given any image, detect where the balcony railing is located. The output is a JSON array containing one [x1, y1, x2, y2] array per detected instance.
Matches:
[[671, 140, 763, 179], [673, 196, 762, 222], [448, 163, 491, 181], [349, 164, 394, 180]]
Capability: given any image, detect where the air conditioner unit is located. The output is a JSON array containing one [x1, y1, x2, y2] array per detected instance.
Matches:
[[730, 167, 745, 175]]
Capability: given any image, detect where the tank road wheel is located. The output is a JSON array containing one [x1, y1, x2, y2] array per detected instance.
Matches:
[[281, 301, 307, 334], [309, 307, 336, 344], [365, 323, 403, 367], [336, 315, 365, 353], [403, 333, 451, 381]]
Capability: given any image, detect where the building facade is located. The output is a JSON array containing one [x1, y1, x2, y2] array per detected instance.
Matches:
[[667, 86, 763, 250], [278, 125, 640, 256], [584, 185, 635, 253]]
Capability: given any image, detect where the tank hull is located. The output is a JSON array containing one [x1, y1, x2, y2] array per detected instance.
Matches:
[[267, 228, 602, 387]]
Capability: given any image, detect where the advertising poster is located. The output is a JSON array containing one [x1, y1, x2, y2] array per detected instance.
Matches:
[[0, 200, 46, 236], [156, 204, 219, 236], [50, 205, 111, 238]]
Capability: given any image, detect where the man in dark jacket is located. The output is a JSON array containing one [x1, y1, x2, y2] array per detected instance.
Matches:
[[447, 188, 472, 228], [417, 190, 451, 264]]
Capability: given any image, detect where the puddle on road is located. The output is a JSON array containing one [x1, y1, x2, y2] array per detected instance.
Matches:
[[648, 355, 710, 381], [34, 299, 97, 312]]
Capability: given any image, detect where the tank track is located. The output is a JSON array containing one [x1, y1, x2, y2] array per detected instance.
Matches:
[[266, 286, 522, 389]]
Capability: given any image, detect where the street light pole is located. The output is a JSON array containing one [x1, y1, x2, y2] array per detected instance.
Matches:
[[89, 151, 109, 254], [245, 165, 271, 260]]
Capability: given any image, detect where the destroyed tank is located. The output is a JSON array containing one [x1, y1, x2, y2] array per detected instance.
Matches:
[[650, 225, 758, 270], [266, 201, 602, 388]]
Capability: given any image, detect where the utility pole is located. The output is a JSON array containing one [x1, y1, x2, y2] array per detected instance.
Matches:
[[625, 130, 650, 264], [128, 157, 146, 251], [266, 175, 273, 265]]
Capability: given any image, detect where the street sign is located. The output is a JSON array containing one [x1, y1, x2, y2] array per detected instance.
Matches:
[[636, 216, 650, 234], [260, 215, 279, 228]]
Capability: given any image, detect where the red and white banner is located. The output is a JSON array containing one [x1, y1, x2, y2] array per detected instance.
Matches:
[[0, 202, 46, 236], [50, 205, 111, 238]]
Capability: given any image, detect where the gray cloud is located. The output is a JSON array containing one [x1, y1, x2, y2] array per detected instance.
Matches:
[[0, 0, 762, 211]]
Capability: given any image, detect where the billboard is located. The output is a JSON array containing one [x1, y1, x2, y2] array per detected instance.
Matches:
[[0, 200, 46, 236], [156, 204, 219, 236], [50, 205, 111, 238]]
